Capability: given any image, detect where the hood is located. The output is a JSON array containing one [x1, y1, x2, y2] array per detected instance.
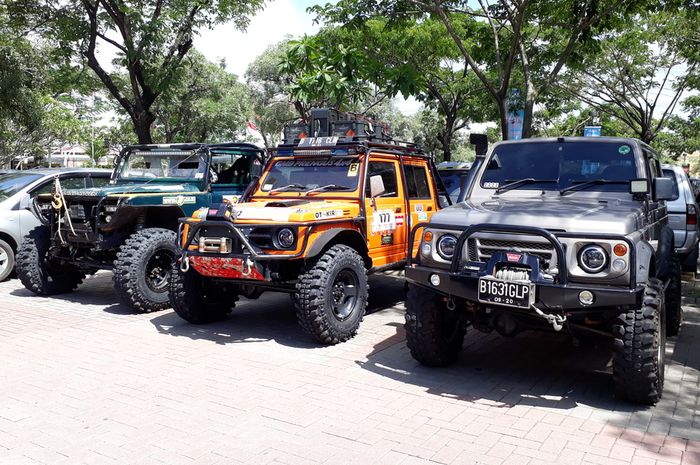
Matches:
[[230, 199, 359, 223], [62, 182, 201, 198], [432, 197, 644, 235]]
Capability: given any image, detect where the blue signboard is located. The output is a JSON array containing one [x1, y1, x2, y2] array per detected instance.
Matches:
[[584, 126, 602, 137], [507, 89, 524, 140]]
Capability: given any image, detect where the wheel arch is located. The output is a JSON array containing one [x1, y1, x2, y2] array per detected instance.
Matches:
[[0, 231, 18, 252], [306, 228, 370, 268]]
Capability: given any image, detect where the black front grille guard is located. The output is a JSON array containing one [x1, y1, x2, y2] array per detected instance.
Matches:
[[178, 217, 364, 261], [407, 222, 637, 289]]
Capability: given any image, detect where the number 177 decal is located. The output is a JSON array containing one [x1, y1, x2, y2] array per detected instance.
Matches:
[[371, 209, 396, 234]]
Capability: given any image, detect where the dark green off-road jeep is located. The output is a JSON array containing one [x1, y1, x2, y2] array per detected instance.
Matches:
[[17, 142, 264, 312]]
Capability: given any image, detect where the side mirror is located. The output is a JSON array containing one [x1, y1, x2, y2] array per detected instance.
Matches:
[[369, 175, 386, 198], [653, 176, 675, 201], [469, 133, 488, 156]]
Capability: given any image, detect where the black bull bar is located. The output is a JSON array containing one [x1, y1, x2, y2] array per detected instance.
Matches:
[[406, 223, 642, 311]]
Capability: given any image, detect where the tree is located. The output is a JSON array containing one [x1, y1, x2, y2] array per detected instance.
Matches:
[[245, 40, 299, 149], [153, 51, 253, 143], [6, 0, 264, 143], [312, 0, 645, 139], [560, 11, 696, 143]]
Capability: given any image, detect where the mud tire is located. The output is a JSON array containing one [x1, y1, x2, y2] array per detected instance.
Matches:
[[612, 278, 666, 405], [405, 284, 466, 367], [169, 262, 235, 323], [293, 244, 368, 345], [16, 226, 84, 295], [113, 228, 179, 312]]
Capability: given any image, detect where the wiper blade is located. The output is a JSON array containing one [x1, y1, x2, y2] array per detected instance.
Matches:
[[306, 184, 353, 194], [495, 178, 558, 194], [559, 179, 628, 196], [269, 183, 306, 193]]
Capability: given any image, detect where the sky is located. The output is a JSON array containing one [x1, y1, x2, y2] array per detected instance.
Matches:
[[192, 0, 424, 115]]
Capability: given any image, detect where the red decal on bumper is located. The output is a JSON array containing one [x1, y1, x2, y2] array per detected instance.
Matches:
[[190, 256, 265, 280]]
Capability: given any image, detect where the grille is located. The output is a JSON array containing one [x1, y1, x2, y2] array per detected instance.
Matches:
[[467, 235, 556, 267], [68, 204, 87, 220]]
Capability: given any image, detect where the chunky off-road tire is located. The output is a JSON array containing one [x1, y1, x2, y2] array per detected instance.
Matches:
[[405, 284, 466, 367], [113, 228, 179, 312], [612, 278, 666, 405], [0, 238, 14, 282], [293, 244, 368, 345], [665, 256, 682, 336], [169, 262, 236, 323], [16, 226, 85, 295]]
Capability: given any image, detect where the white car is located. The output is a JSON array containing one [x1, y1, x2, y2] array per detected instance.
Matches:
[[0, 168, 111, 281]]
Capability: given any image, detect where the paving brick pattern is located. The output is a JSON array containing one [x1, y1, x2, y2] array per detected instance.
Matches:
[[1, 271, 699, 465]]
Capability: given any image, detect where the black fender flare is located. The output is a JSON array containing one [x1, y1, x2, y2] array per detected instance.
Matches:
[[305, 228, 369, 265], [655, 226, 676, 280]]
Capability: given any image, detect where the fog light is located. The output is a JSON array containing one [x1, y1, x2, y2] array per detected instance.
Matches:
[[612, 259, 627, 272], [104, 215, 112, 223], [430, 273, 441, 286], [421, 243, 432, 256], [578, 290, 594, 305]]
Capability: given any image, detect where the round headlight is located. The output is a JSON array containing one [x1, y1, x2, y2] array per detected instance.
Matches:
[[436, 234, 458, 260], [578, 244, 608, 273], [277, 228, 295, 248]]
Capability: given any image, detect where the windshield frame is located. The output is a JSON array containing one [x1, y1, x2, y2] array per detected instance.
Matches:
[[113, 147, 210, 185], [474, 139, 642, 197], [254, 156, 362, 197]]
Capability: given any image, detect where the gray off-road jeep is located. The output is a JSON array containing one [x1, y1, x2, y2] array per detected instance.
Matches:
[[17, 143, 264, 312], [405, 137, 681, 404]]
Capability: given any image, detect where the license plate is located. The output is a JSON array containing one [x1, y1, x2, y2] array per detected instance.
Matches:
[[477, 278, 535, 309]]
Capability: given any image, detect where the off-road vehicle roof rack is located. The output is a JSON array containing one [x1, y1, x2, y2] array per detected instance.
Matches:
[[279, 108, 421, 154]]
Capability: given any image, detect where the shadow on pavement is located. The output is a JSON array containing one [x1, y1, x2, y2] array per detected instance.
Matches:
[[149, 273, 407, 348]]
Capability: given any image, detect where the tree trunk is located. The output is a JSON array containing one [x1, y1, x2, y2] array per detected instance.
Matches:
[[132, 111, 156, 144], [521, 96, 536, 139], [497, 99, 508, 140]]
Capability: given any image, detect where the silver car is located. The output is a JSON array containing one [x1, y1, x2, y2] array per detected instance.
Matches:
[[0, 169, 111, 281], [662, 164, 699, 272]]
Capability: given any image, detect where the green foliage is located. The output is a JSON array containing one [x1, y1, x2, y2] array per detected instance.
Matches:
[[153, 51, 253, 143], [5, 0, 264, 143]]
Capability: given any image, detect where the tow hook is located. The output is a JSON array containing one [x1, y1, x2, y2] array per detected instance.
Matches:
[[531, 304, 566, 331], [179, 253, 190, 272], [242, 257, 254, 276], [446, 297, 456, 311]]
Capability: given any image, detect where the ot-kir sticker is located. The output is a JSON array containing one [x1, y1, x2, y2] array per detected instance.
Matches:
[[372, 209, 396, 234]]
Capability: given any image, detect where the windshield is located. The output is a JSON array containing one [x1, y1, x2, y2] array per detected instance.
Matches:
[[116, 149, 206, 182], [0, 173, 42, 201], [439, 171, 469, 200], [259, 158, 360, 193], [481, 141, 638, 193]]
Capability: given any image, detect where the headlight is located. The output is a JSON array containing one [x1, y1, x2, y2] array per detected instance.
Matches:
[[276, 228, 295, 248], [436, 234, 458, 260], [578, 244, 608, 273]]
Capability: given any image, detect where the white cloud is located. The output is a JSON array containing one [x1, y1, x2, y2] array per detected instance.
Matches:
[[194, 0, 320, 78]]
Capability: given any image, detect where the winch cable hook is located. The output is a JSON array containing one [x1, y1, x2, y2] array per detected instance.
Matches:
[[531, 304, 566, 331], [179, 253, 190, 273]]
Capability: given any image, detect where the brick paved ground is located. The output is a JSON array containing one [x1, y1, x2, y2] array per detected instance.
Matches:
[[1, 272, 699, 465]]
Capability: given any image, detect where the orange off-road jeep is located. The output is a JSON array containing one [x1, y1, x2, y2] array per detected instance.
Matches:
[[170, 109, 451, 344]]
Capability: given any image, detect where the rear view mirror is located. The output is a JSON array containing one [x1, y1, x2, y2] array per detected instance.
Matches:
[[369, 175, 386, 198], [653, 176, 675, 201], [630, 179, 649, 194]]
